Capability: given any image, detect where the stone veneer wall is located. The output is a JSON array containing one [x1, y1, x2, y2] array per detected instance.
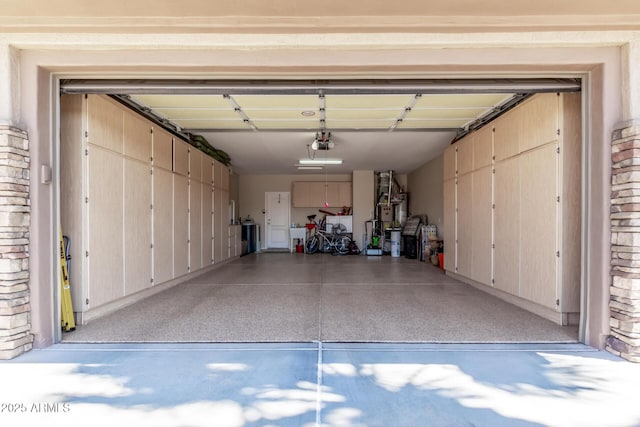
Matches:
[[608, 120, 640, 362], [0, 126, 32, 359]]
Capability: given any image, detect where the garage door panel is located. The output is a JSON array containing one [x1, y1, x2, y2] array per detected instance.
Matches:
[[494, 157, 520, 295], [173, 174, 189, 277], [456, 173, 472, 277], [153, 168, 173, 284], [124, 158, 152, 295], [88, 147, 124, 308], [471, 166, 492, 285], [519, 143, 558, 308], [190, 180, 203, 271]]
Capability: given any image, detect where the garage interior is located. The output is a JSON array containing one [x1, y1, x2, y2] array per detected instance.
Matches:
[[58, 78, 583, 343]]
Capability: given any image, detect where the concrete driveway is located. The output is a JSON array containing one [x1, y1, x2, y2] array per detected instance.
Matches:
[[1, 342, 639, 427]]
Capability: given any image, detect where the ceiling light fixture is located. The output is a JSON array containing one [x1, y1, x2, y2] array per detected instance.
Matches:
[[299, 159, 343, 165], [296, 165, 324, 170]]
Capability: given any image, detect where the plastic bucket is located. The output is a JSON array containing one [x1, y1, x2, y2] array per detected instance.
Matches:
[[390, 231, 401, 257]]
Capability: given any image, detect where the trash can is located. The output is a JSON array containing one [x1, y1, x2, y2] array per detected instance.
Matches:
[[403, 235, 417, 259], [242, 219, 256, 254]]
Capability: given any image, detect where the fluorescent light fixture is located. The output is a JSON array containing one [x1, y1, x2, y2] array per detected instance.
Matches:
[[297, 166, 324, 170], [299, 159, 343, 165]]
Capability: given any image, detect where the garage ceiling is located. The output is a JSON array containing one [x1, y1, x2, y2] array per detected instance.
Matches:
[[61, 78, 580, 174]]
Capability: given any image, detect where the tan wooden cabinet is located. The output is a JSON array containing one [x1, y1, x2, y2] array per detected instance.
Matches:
[[292, 181, 352, 208], [60, 94, 231, 319], [443, 93, 581, 325]]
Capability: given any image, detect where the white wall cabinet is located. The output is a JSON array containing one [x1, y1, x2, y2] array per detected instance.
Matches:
[[61, 94, 236, 318], [443, 93, 581, 325]]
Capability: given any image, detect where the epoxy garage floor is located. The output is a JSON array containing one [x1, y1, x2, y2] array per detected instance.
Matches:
[[63, 253, 578, 343]]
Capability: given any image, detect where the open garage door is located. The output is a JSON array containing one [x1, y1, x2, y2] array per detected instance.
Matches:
[[57, 77, 582, 344]]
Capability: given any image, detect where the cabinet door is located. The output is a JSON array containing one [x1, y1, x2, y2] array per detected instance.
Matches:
[[213, 189, 223, 263], [292, 182, 307, 208], [190, 150, 202, 183], [519, 143, 558, 308], [443, 178, 456, 272], [473, 125, 493, 170], [339, 182, 352, 207], [87, 147, 124, 308], [124, 158, 152, 295], [309, 182, 326, 207], [123, 111, 152, 163], [520, 94, 559, 153], [457, 137, 474, 176], [494, 157, 520, 295], [153, 167, 174, 284], [326, 182, 341, 208], [173, 174, 189, 277], [494, 107, 521, 162], [470, 166, 492, 285], [443, 144, 456, 181], [153, 129, 173, 171], [189, 180, 202, 271], [173, 140, 189, 177], [456, 173, 473, 277], [202, 184, 213, 265], [87, 95, 123, 153]]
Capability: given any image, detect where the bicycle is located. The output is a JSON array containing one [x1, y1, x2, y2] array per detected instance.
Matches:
[[306, 226, 352, 255]]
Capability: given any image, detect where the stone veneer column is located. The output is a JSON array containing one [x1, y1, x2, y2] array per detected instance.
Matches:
[[0, 125, 32, 359], [608, 120, 640, 362]]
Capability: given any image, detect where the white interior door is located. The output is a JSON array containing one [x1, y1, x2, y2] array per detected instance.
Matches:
[[265, 192, 290, 249]]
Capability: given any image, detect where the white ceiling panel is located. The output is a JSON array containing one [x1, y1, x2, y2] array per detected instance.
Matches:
[[252, 119, 320, 129], [326, 109, 401, 120], [131, 94, 230, 108], [155, 108, 239, 120], [325, 119, 396, 129], [413, 94, 512, 108], [172, 119, 249, 129], [244, 109, 318, 120], [325, 94, 414, 109], [233, 95, 318, 109]]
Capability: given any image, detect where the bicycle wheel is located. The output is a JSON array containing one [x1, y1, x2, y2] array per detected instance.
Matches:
[[306, 234, 320, 254], [335, 235, 351, 255]]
